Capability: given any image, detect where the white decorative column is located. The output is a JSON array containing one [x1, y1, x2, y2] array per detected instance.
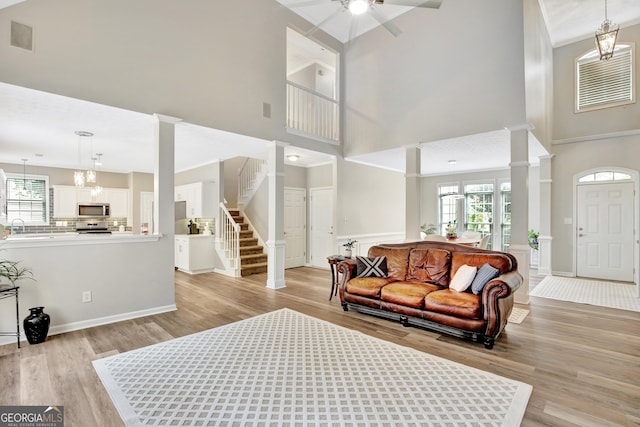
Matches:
[[405, 144, 421, 241], [508, 124, 531, 305], [537, 154, 554, 276], [266, 141, 286, 289], [152, 114, 182, 236]]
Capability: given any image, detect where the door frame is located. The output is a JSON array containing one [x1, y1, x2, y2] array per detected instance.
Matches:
[[572, 167, 639, 296], [309, 186, 335, 269], [284, 187, 307, 269]]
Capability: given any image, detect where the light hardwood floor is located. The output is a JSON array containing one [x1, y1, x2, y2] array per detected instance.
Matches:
[[1, 268, 638, 426]]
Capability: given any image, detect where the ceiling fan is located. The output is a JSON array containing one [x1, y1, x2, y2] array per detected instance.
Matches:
[[290, 0, 442, 39]]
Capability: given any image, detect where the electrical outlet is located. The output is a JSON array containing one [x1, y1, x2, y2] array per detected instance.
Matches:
[[82, 291, 92, 303]]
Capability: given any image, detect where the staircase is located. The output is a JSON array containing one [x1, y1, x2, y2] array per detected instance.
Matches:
[[229, 209, 268, 276]]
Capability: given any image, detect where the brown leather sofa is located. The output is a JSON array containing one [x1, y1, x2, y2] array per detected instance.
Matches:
[[338, 241, 523, 349]]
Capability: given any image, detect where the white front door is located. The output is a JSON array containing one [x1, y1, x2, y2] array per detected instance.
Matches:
[[310, 187, 334, 269], [576, 182, 634, 281], [284, 188, 306, 269]]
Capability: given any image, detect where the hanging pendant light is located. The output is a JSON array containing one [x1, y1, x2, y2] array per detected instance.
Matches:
[[74, 131, 94, 187], [595, 0, 619, 61], [19, 158, 30, 198], [91, 153, 103, 197]]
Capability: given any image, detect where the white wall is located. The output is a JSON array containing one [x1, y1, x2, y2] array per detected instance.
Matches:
[[0, 0, 343, 158], [552, 23, 640, 141], [0, 237, 175, 344], [343, 0, 527, 157], [336, 159, 405, 237], [548, 22, 640, 274], [523, 0, 554, 148]]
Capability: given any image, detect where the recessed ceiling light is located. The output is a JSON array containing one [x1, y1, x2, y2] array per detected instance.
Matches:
[[287, 154, 300, 162], [75, 130, 94, 137], [448, 160, 457, 165]]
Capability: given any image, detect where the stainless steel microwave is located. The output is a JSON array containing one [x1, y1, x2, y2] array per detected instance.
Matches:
[[77, 202, 111, 218]]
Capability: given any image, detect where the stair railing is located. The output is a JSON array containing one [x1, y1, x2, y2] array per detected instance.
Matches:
[[219, 203, 241, 271], [238, 158, 267, 203]]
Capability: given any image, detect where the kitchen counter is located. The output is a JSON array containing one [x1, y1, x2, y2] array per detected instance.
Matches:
[[1, 232, 162, 248]]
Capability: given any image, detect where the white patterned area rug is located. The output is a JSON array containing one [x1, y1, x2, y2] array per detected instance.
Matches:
[[93, 308, 532, 426], [530, 276, 640, 312]]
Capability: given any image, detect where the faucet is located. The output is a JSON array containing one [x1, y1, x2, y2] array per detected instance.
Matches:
[[11, 218, 25, 235]]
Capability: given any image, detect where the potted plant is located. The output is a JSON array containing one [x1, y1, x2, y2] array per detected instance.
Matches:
[[342, 238, 358, 258], [0, 259, 34, 287], [528, 229, 539, 251], [0, 258, 48, 345], [445, 221, 457, 240]]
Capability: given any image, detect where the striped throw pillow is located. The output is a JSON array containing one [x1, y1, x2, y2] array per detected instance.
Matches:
[[471, 263, 500, 294]]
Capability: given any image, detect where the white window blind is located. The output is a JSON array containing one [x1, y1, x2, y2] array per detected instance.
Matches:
[[577, 45, 634, 112], [6, 174, 49, 225]]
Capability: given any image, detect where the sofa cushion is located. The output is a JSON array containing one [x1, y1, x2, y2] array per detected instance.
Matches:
[[368, 246, 411, 281], [346, 277, 391, 298], [356, 256, 388, 278], [470, 263, 500, 295], [406, 248, 451, 287], [380, 281, 441, 308], [451, 252, 513, 278], [424, 289, 482, 319], [449, 264, 477, 292]]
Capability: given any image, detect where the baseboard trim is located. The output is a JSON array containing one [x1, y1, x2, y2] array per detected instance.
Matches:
[[0, 304, 177, 347]]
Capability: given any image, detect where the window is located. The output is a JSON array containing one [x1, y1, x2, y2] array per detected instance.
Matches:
[[6, 173, 49, 225], [464, 183, 494, 248], [576, 44, 634, 112], [500, 182, 511, 252], [438, 184, 460, 234], [578, 171, 631, 183]]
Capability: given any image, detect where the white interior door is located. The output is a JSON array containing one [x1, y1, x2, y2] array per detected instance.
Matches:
[[576, 182, 634, 281], [310, 187, 334, 268], [284, 188, 306, 269]]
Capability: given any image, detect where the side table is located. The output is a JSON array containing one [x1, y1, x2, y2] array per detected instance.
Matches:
[[327, 255, 348, 301], [0, 285, 20, 348]]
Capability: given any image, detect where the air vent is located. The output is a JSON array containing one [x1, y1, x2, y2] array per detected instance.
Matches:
[[10, 21, 33, 51]]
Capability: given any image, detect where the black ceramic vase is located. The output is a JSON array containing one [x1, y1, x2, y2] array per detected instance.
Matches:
[[23, 307, 50, 345]]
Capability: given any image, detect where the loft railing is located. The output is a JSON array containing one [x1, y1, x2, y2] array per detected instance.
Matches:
[[286, 80, 339, 143], [238, 158, 267, 203], [219, 203, 240, 272]]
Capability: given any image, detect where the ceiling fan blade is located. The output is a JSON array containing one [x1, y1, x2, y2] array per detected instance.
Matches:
[[381, 0, 443, 9], [304, 7, 344, 37], [369, 8, 402, 37]]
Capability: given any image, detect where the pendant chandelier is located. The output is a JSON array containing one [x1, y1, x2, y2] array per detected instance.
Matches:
[[74, 130, 95, 188], [19, 158, 31, 198], [90, 153, 103, 198], [595, 0, 619, 61]]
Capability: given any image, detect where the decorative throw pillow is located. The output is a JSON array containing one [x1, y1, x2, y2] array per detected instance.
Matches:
[[356, 256, 388, 278], [471, 263, 500, 295], [449, 264, 477, 292]]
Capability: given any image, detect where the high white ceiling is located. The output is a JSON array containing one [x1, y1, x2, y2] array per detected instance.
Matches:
[[279, 0, 640, 46], [1, 0, 638, 176]]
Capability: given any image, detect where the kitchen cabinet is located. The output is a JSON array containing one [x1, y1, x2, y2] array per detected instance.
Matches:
[[174, 181, 216, 218], [106, 188, 130, 218], [52, 185, 130, 220], [175, 235, 215, 274]]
